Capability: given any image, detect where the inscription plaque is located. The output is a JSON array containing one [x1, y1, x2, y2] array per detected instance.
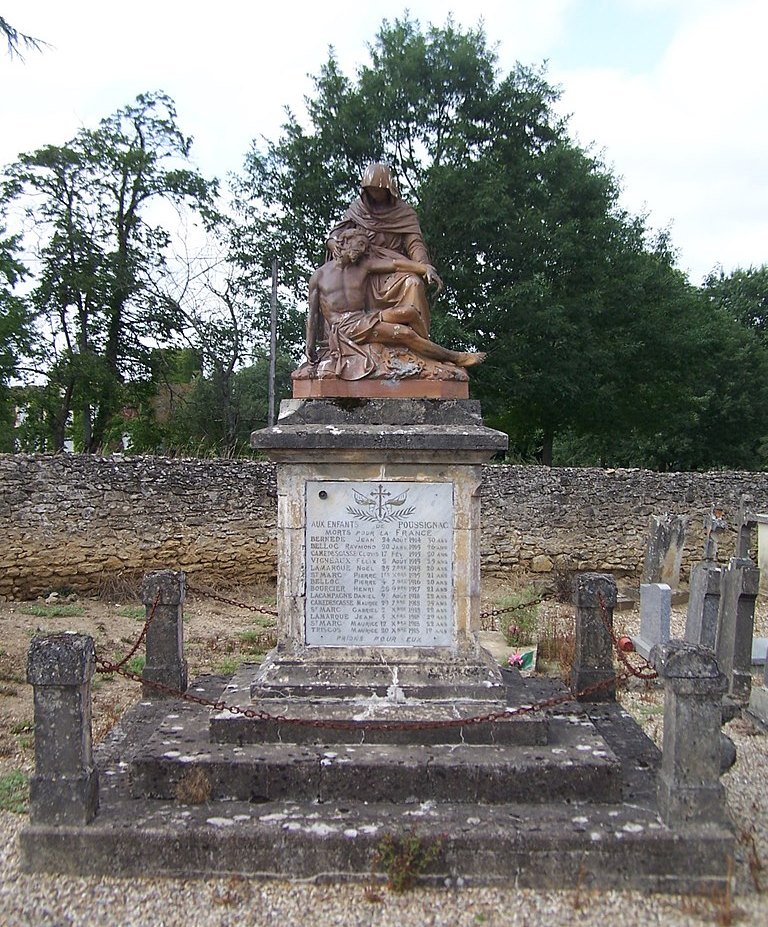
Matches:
[[306, 481, 453, 647]]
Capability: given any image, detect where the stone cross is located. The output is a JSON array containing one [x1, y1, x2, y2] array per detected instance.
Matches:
[[685, 510, 726, 651], [716, 557, 759, 705], [703, 508, 727, 562]]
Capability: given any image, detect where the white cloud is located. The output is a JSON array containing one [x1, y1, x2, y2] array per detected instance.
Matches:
[[551, 0, 768, 279], [1, 0, 765, 280]]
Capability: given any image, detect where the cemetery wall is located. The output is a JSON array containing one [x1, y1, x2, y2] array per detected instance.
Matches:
[[2, 453, 768, 599]]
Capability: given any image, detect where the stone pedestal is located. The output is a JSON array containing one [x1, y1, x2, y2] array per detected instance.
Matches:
[[141, 570, 188, 697], [26, 633, 99, 825], [571, 572, 617, 701], [249, 398, 508, 699], [652, 640, 728, 826]]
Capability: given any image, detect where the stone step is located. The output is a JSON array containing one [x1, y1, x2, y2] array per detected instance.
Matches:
[[20, 675, 734, 892], [131, 714, 621, 805], [211, 700, 549, 747], [250, 655, 507, 701], [212, 664, 546, 746], [20, 795, 733, 894]]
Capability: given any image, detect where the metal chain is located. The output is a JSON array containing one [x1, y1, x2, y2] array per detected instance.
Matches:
[[598, 592, 658, 681], [479, 596, 545, 621], [101, 655, 628, 731], [189, 583, 533, 624], [95, 589, 160, 674], [94, 588, 651, 730], [187, 584, 279, 618]]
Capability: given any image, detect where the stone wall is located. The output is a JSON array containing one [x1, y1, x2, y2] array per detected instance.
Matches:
[[0, 455, 277, 599], [2, 454, 767, 599]]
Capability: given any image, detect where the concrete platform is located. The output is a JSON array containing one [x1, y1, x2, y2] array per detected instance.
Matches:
[[19, 672, 736, 891]]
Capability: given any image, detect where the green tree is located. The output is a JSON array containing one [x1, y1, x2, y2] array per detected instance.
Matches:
[[238, 16, 710, 464], [0, 226, 35, 449], [236, 14, 768, 470], [703, 265, 768, 336], [3, 91, 218, 451]]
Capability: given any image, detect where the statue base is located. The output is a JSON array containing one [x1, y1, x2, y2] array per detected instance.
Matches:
[[292, 375, 468, 399]]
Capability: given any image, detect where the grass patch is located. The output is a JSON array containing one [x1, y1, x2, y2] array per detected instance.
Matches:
[[10, 720, 34, 735], [125, 655, 146, 675], [238, 629, 278, 655], [215, 657, 239, 676], [116, 605, 146, 620], [372, 830, 443, 892], [22, 603, 86, 619], [0, 771, 29, 813]]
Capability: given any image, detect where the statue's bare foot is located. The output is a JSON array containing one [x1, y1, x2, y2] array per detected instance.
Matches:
[[454, 352, 486, 367]]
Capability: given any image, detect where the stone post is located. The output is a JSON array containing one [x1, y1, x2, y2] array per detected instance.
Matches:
[[141, 570, 188, 697], [26, 633, 99, 825], [571, 572, 617, 701], [652, 640, 728, 826], [716, 558, 759, 704], [685, 562, 723, 650]]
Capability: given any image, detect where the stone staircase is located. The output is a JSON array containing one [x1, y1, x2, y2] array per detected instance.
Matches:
[[20, 663, 735, 893]]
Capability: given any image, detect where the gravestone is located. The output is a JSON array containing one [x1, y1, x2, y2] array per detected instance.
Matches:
[[749, 656, 768, 727], [633, 582, 671, 659], [753, 512, 768, 595], [642, 514, 687, 590], [716, 557, 759, 704], [685, 510, 726, 650]]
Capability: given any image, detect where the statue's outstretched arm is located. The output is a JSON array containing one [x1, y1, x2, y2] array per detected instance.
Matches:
[[306, 277, 321, 363]]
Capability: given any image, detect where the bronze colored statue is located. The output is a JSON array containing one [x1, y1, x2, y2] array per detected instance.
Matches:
[[307, 228, 485, 380], [326, 163, 441, 337], [293, 162, 484, 392]]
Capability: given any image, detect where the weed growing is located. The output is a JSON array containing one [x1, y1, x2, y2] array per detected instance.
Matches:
[[496, 587, 539, 645], [372, 830, 443, 892], [21, 604, 86, 619], [0, 771, 28, 814], [215, 657, 239, 676], [175, 767, 212, 804]]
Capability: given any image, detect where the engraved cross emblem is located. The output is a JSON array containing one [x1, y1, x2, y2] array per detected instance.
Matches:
[[347, 483, 415, 523], [373, 484, 391, 519]]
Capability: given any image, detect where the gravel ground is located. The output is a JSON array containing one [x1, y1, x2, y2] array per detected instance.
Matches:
[[0, 595, 766, 926]]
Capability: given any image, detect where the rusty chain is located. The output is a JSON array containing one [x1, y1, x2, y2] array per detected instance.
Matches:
[[95, 589, 160, 675], [598, 592, 658, 681], [189, 583, 533, 624], [93, 586, 656, 731], [102, 659, 629, 730], [186, 584, 278, 618], [96, 632, 630, 733]]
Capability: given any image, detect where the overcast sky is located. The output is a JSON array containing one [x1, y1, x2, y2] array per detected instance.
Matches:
[[2, 0, 766, 283]]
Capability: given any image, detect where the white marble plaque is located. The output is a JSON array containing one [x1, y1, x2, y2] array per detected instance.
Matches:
[[305, 481, 453, 647]]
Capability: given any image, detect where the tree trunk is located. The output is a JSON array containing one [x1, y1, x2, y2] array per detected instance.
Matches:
[[541, 428, 554, 467]]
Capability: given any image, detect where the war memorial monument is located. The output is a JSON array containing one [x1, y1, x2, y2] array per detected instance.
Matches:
[[20, 164, 737, 892]]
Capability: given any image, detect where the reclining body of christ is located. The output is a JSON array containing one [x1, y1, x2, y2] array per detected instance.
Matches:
[[306, 229, 485, 380]]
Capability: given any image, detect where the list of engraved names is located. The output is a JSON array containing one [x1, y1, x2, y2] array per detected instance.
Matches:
[[305, 481, 453, 646]]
